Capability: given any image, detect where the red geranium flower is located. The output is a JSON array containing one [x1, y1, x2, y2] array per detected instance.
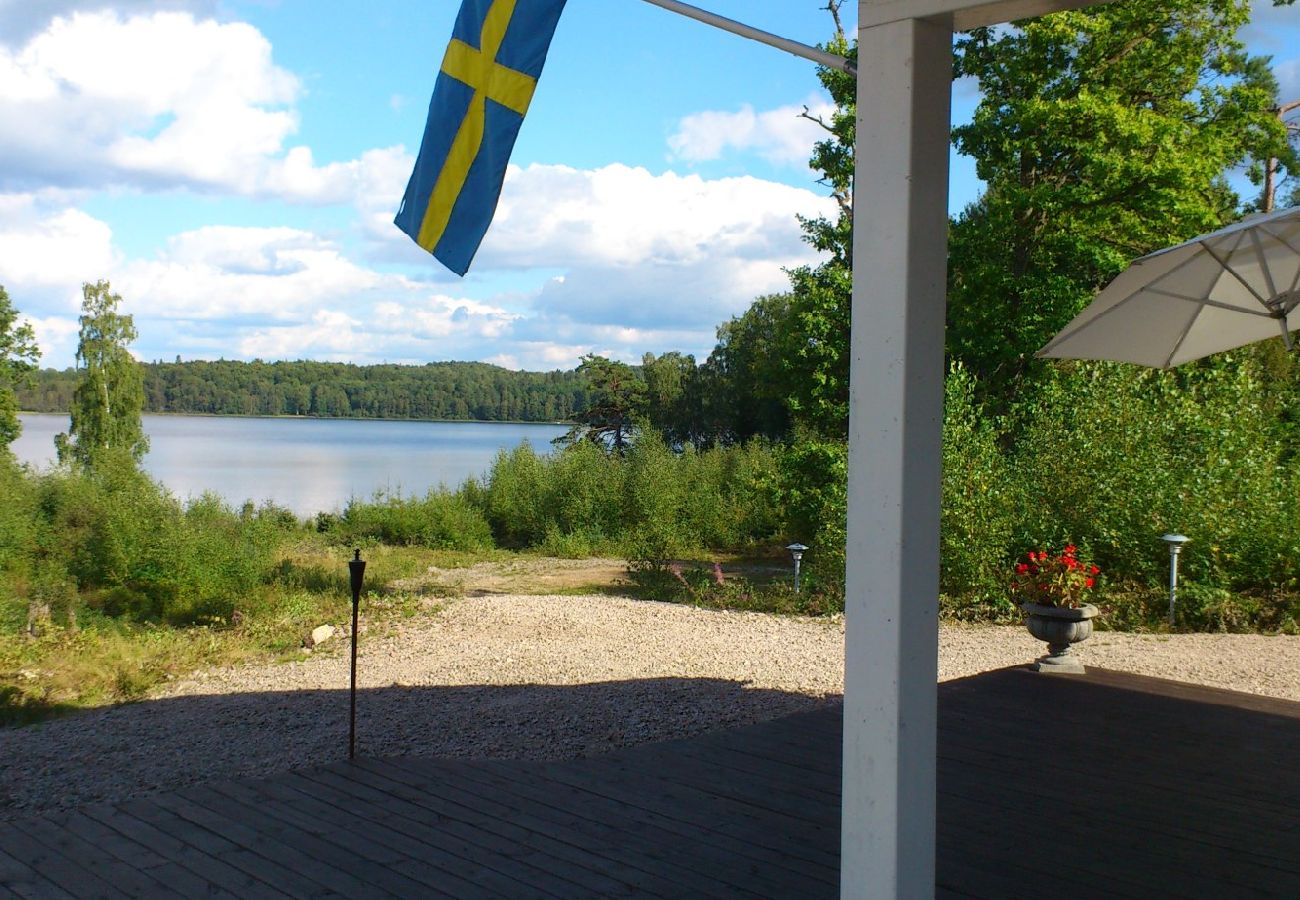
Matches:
[[1010, 543, 1099, 609]]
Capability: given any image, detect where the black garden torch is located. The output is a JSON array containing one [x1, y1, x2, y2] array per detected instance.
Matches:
[[348, 548, 366, 760]]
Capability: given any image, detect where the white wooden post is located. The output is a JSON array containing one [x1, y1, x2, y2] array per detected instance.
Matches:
[[843, 2, 1103, 895], [841, 10, 951, 898]]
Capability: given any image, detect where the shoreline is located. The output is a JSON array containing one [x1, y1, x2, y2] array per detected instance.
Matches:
[[18, 410, 573, 427]]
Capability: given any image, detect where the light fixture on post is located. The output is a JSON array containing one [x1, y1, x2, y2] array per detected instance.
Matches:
[[786, 543, 808, 593], [1161, 534, 1189, 627]]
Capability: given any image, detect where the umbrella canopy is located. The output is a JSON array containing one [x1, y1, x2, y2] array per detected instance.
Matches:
[[1038, 206, 1300, 369]]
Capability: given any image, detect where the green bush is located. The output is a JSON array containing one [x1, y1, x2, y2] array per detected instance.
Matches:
[[338, 489, 494, 551], [1009, 360, 1300, 596], [542, 440, 623, 546], [772, 434, 846, 602], [14, 461, 294, 625], [621, 433, 693, 560], [941, 363, 1016, 603], [478, 443, 550, 547], [676, 440, 783, 548]]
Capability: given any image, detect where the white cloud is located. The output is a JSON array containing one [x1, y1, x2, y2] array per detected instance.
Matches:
[[119, 227, 385, 321], [22, 315, 81, 368], [0, 9, 375, 202], [0, 194, 117, 329], [477, 162, 830, 270], [106, 225, 525, 365], [667, 98, 834, 168], [0, 0, 217, 47], [1, 155, 835, 371]]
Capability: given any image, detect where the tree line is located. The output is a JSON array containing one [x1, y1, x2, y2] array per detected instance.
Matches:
[[19, 358, 588, 423]]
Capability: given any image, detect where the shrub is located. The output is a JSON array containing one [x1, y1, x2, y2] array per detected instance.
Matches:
[[478, 443, 550, 547], [542, 440, 623, 546], [941, 363, 1016, 602], [338, 489, 493, 551], [622, 433, 693, 560], [774, 434, 847, 602], [19, 462, 294, 626], [1009, 360, 1300, 593]]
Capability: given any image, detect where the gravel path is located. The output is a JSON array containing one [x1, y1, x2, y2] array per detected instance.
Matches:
[[3, 594, 1298, 822]]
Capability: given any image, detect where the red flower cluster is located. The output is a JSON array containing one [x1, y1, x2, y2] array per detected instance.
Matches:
[[1010, 544, 1100, 608]]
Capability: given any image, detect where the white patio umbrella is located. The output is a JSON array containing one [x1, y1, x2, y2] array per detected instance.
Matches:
[[1038, 205, 1300, 368]]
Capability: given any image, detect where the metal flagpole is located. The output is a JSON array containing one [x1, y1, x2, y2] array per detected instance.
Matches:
[[638, 0, 856, 74]]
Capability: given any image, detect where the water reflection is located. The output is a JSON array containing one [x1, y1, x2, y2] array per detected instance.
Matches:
[[14, 413, 567, 516]]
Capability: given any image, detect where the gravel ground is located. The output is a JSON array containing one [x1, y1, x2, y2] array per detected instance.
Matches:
[[3, 594, 1298, 822]]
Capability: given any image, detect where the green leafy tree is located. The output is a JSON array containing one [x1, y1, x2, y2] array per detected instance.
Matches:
[[948, 0, 1293, 395], [778, 0, 855, 437], [56, 280, 149, 468], [703, 293, 795, 443], [748, 0, 1293, 429], [0, 284, 40, 449], [641, 351, 699, 446], [559, 354, 646, 453]]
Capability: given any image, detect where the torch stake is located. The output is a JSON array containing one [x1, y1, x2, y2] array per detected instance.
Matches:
[[348, 549, 366, 760]]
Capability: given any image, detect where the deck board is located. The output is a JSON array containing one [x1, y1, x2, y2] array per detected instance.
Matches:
[[4, 665, 1300, 898]]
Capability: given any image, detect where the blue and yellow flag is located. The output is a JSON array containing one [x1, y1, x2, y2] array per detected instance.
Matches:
[[395, 0, 567, 275]]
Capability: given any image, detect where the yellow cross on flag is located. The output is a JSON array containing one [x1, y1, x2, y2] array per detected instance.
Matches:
[[394, 0, 568, 275]]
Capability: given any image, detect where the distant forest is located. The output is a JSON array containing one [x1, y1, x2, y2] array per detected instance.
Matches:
[[18, 359, 588, 423]]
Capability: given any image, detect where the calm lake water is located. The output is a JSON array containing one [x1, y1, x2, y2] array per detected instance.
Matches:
[[14, 413, 568, 516]]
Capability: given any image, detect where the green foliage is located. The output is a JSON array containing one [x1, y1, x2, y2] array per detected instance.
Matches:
[[771, 434, 847, 600], [700, 294, 794, 443], [775, 433, 846, 548], [0, 453, 36, 574], [541, 438, 624, 545], [1007, 360, 1300, 589], [940, 364, 1016, 603], [557, 354, 645, 452], [336, 489, 493, 551], [641, 351, 710, 447], [21, 358, 587, 423], [948, 0, 1290, 394], [472, 434, 786, 561], [56, 281, 149, 468], [781, 265, 852, 436], [477, 442, 552, 548], [621, 432, 692, 561], [0, 284, 40, 449], [0, 461, 296, 628]]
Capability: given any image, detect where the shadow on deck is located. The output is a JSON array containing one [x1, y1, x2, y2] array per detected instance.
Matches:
[[3, 666, 1299, 897]]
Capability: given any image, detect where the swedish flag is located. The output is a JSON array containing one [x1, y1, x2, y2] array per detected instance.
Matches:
[[395, 0, 568, 275]]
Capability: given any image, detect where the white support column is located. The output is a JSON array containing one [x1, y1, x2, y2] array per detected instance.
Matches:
[[841, 10, 952, 898]]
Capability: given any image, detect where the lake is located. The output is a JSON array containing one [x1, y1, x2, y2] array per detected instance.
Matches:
[[14, 413, 568, 517]]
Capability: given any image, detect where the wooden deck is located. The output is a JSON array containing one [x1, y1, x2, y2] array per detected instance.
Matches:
[[3, 666, 1299, 898]]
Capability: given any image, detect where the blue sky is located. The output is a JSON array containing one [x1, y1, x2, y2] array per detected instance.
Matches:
[[0, 0, 1297, 370]]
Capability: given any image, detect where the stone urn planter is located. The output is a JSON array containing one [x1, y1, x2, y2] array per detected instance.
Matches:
[[1021, 602, 1098, 674]]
